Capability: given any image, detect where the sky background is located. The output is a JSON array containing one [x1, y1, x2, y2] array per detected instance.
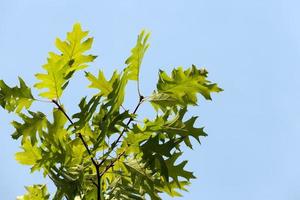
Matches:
[[0, 0, 300, 199]]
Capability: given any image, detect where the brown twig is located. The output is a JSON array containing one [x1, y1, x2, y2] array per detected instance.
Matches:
[[52, 99, 101, 200], [100, 151, 126, 177], [98, 96, 144, 168]]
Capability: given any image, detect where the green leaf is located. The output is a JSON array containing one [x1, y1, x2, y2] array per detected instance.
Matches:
[[11, 111, 47, 144], [0, 77, 34, 113], [159, 180, 189, 197], [164, 153, 195, 185], [55, 23, 96, 76], [86, 69, 127, 113], [140, 135, 182, 181], [124, 159, 162, 200], [35, 23, 96, 99], [125, 30, 150, 81], [150, 65, 222, 110], [72, 96, 101, 131], [45, 108, 68, 149], [106, 73, 128, 113], [15, 138, 42, 166], [134, 107, 207, 149], [85, 70, 118, 97], [17, 185, 50, 200]]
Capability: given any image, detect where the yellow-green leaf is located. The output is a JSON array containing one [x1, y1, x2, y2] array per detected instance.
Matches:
[[15, 138, 42, 165], [85, 70, 118, 96], [34, 23, 96, 99], [125, 30, 150, 81], [0, 77, 34, 113], [150, 65, 223, 110]]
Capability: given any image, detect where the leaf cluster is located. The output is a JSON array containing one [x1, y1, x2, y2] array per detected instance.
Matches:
[[0, 23, 222, 199]]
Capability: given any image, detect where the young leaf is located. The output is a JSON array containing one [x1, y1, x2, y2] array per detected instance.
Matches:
[[106, 73, 128, 113], [125, 30, 150, 81], [35, 23, 96, 99], [150, 65, 222, 110], [0, 77, 34, 113], [85, 70, 119, 97], [55, 23, 96, 76]]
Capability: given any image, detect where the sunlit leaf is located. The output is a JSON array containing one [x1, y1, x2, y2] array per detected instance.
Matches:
[[150, 65, 222, 110], [85, 70, 118, 97], [11, 111, 47, 144], [35, 23, 96, 99], [125, 30, 150, 81], [15, 138, 42, 166], [0, 77, 34, 113]]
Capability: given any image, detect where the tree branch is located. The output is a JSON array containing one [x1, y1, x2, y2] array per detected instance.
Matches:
[[98, 96, 144, 168], [52, 99, 101, 200], [100, 151, 125, 177]]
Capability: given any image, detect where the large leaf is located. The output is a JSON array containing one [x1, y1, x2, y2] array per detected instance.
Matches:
[[35, 23, 96, 99], [17, 185, 50, 200], [0, 77, 34, 113], [125, 30, 150, 81], [150, 65, 222, 110]]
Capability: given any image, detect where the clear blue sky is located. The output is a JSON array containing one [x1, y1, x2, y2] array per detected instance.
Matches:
[[1, 0, 300, 199]]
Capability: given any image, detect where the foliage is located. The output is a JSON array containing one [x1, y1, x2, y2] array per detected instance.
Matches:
[[0, 23, 222, 199]]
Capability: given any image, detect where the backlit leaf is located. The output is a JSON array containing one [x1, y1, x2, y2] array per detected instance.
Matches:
[[11, 111, 47, 144], [0, 77, 34, 113], [85, 70, 119, 97], [125, 30, 150, 81], [15, 138, 42, 166], [150, 65, 222, 110], [35, 23, 96, 99]]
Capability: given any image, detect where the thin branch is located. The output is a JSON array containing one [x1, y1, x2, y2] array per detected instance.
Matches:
[[98, 96, 144, 168], [90, 179, 98, 188], [52, 99, 101, 200], [52, 100, 94, 157], [100, 151, 125, 177]]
